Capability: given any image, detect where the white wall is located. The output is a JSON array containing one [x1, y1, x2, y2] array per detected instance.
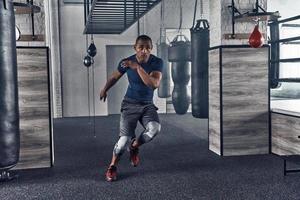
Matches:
[[60, 3, 140, 117], [106, 45, 133, 115], [268, 0, 300, 19]]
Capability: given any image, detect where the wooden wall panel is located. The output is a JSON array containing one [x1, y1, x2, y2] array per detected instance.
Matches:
[[272, 112, 300, 155], [222, 47, 269, 155], [13, 47, 52, 169], [208, 46, 269, 156], [209, 49, 221, 155]]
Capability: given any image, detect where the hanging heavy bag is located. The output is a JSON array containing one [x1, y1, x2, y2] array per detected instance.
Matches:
[[168, 0, 191, 114], [157, 42, 171, 98], [172, 61, 191, 115], [169, 55, 191, 115], [172, 85, 190, 115], [168, 35, 191, 62], [249, 25, 264, 48], [0, 0, 20, 172], [190, 19, 209, 118], [168, 35, 191, 115]]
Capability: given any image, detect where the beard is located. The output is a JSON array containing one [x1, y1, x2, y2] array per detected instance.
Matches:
[[137, 54, 149, 63]]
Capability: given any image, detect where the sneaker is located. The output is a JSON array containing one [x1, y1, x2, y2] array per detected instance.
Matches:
[[129, 141, 140, 167], [105, 165, 117, 182]]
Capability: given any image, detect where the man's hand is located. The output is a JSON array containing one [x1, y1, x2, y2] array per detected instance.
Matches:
[[100, 89, 107, 102], [121, 60, 140, 70]]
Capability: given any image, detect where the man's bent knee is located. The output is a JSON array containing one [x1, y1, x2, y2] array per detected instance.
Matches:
[[113, 136, 131, 156], [138, 121, 161, 145]]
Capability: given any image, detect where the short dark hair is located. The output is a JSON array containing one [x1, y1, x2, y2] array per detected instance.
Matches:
[[135, 35, 152, 45]]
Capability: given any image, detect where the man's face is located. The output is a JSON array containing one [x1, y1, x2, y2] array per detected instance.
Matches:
[[134, 39, 152, 63]]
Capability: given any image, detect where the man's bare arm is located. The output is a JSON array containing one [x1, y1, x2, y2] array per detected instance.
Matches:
[[136, 67, 162, 89], [103, 70, 123, 92], [100, 70, 123, 102], [122, 60, 162, 89]]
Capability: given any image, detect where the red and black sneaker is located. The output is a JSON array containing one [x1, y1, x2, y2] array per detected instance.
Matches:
[[105, 165, 117, 182], [129, 142, 140, 167]]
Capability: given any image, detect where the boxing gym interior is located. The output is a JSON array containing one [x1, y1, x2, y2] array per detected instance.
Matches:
[[1, 0, 300, 199]]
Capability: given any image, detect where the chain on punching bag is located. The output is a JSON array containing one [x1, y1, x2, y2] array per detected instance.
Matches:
[[0, 0, 20, 180], [190, 19, 210, 118]]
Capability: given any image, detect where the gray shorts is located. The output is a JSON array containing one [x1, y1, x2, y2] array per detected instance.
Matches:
[[119, 97, 160, 137]]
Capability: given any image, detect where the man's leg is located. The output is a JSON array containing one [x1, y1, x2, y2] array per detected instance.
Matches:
[[132, 121, 161, 148], [106, 135, 131, 181], [106, 101, 140, 181], [109, 136, 131, 166], [135, 103, 161, 148], [129, 104, 161, 166], [129, 122, 161, 166]]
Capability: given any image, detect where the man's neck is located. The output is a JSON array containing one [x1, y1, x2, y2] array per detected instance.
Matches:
[[136, 55, 150, 64]]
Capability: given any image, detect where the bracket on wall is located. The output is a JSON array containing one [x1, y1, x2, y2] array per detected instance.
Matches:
[[13, 1, 44, 41], [225, 0, 280, 39], [13, 2, 40, 14], [223, 33, 267, 40]]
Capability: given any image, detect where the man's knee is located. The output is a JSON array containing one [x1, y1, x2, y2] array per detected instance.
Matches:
[[147, 121, 161, 137], [113, 136, 131, 156], [138, 121, 161, 144]]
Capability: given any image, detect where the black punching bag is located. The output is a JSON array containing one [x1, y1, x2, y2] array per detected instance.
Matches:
[[269, 20, 280, 89], [168, 35, 191, 114], [171, 62, 190, 114], [0, 0, 20, 175], [190, 19, 209, 118], [157, 42, 170, 98]]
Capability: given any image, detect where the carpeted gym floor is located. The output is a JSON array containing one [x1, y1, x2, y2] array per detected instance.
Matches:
[[1, 114, 300, 200]]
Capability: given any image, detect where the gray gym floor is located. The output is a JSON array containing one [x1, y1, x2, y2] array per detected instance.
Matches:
[[1, 114, 300, 200]]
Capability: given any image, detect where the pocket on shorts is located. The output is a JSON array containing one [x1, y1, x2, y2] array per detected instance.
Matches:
[[120, 100, 129, 112], [120, 101, 125, 112]]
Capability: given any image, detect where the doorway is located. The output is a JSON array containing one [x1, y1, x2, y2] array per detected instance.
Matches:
[[106, 45, 134, 114]]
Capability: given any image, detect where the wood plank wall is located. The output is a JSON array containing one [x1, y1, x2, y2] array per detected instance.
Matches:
[[209, 46, 269, 156], [272, 113, 300, 155], [13, 47, 52, 170], [222, 47, 269, 155], [209, 49, 221, 155]]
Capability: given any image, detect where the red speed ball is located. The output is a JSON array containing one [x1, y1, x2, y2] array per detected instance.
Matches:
[[249, 25, 264, 48]]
